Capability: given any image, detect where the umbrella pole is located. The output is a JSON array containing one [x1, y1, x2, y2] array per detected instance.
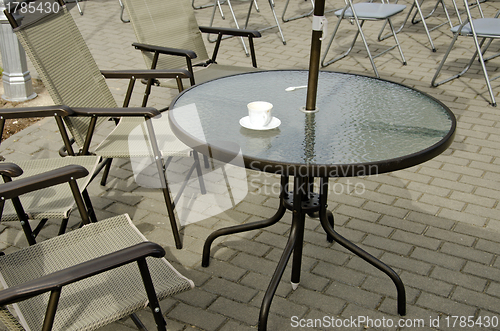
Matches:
[[306, 0, 326, 111]]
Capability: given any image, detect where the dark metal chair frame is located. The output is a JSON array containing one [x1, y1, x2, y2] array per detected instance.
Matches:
[[4, 0, 198, 249], [0, 164, 191, 331]]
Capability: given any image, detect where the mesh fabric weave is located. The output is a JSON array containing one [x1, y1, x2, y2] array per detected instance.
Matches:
[[0, 156, 99, 222], [0, 214, 193, 331]]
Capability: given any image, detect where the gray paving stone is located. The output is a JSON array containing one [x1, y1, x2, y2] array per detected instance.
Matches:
[[424, 226, 476, 246], [325, 280, 383, 310], [380, 253, 433, 276], [204, 277, 259, 303], [288, 287, 346, 315], [2, 0, 500, 329], [208, 297, 260, 326], [440, 242, 494, 264], [169, 302, 226, 331], [416, 292, 477, 317]]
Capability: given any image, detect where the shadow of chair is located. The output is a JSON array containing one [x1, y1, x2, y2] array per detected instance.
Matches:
[[121, 0, 261, 88], [321, 0, 407, 78], [431, 0, 500, 106], [4, 0, 202, 249], [0, 164, 193, 330]]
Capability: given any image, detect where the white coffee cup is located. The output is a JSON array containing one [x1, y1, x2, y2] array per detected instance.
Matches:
[[247, 101, 273, 127]]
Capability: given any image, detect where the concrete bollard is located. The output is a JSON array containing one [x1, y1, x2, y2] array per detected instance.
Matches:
[[0, 0, 36, 102]]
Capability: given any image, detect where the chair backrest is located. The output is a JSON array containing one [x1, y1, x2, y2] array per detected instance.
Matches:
[[122, 0, 210, 70], [11, 3, 116, 147]]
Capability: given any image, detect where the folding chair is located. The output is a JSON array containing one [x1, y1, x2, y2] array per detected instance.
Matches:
[[378, 0, 461, 52], [243, 0, 286, 45], [321, 0, 407, 78], [0, 164, 193, 331], [0, 154, 99, 246], [121, 0, 261, 88], [5, 0, 201, 249], [431, 0, 500, 106], [282, 0, 314, 22], [0, 106, 102, 245], [206, 0, 256, 55]]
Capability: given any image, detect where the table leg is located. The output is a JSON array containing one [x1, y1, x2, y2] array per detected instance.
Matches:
[[202, 176, 288, 267], [290, 176, 307, 290], [259, 217, 300, 331], [318, 177, 407, 316]]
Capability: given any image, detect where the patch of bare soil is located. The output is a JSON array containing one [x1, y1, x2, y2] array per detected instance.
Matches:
[[0, 80, 46, 140]]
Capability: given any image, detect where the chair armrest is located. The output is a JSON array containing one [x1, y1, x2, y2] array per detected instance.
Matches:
[[101, 69, 192, 80], [0, 242, 165, 306], [198, 26, 261, 38], [132, 43, 198, 59], [71, 107, 161, 119], [198, 26, 259, 68], [0, 163, 23, 178], [0, 105, 74, 119], [0, 164, 89, 199]]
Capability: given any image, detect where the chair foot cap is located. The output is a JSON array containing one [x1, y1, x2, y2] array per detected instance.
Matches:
[[291, 282, 299, 290]]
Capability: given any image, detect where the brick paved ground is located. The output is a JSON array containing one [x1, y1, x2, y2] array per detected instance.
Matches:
[[1, 0, 500, 330]]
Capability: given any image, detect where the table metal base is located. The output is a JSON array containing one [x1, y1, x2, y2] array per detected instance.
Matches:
[[202, 175, 406, 330]]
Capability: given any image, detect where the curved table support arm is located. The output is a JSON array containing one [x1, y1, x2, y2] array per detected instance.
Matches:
[[318, 177, 406, 316], [202, 176, 289, 267], [259, 221, 299, 331], [202, 199, 287, 267], [320, 213, 406, 316]]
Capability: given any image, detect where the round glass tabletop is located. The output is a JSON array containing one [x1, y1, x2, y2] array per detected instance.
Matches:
[[169, 70, 456, 177]]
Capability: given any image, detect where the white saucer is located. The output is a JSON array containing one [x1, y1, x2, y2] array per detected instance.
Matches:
[[239, 116, 281, 130]]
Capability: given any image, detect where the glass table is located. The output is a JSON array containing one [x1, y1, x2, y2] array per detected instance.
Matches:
[[169, 70, 456, 330]]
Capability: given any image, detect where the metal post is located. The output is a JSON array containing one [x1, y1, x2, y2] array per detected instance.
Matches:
[[0, 0, 36, 102], [305, 0, 325, 111]]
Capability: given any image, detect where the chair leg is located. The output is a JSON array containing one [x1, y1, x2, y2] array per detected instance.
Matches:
[[379, 0, 439, 52], [472, 36, 497, 106], [282, 0, 314, 22], [100, 158, 113, 186], [144, 118, 183, 249], [82, 189, 98, 223], [431, 33, 460, 86], [193, 151, 207, 194], [268, 0, 286, 45], [387, 18, 407, 65], [129, 313, 148, 331], [378, 1, 413, 42], [321, 15, 356, 67], [161, 182, 182, 249], [118, 0, 130, 23], [157, 156, 182, 248], [137, 258, 167, 331], [58, 218, 69, 236], [353, 20, 380, 77], [412, 0, 437, 51], [244, 0, 286, 45], [432, 34, 496, 106], [207, 0, 249, 56]]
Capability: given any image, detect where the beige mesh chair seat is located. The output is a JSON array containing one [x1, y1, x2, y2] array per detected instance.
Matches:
[[122, 0, 261, 88], [0, 157, 99, 223], [0, 215, 193, 331], [0, 166, 193, 331], [6, 0, 202, 249]]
